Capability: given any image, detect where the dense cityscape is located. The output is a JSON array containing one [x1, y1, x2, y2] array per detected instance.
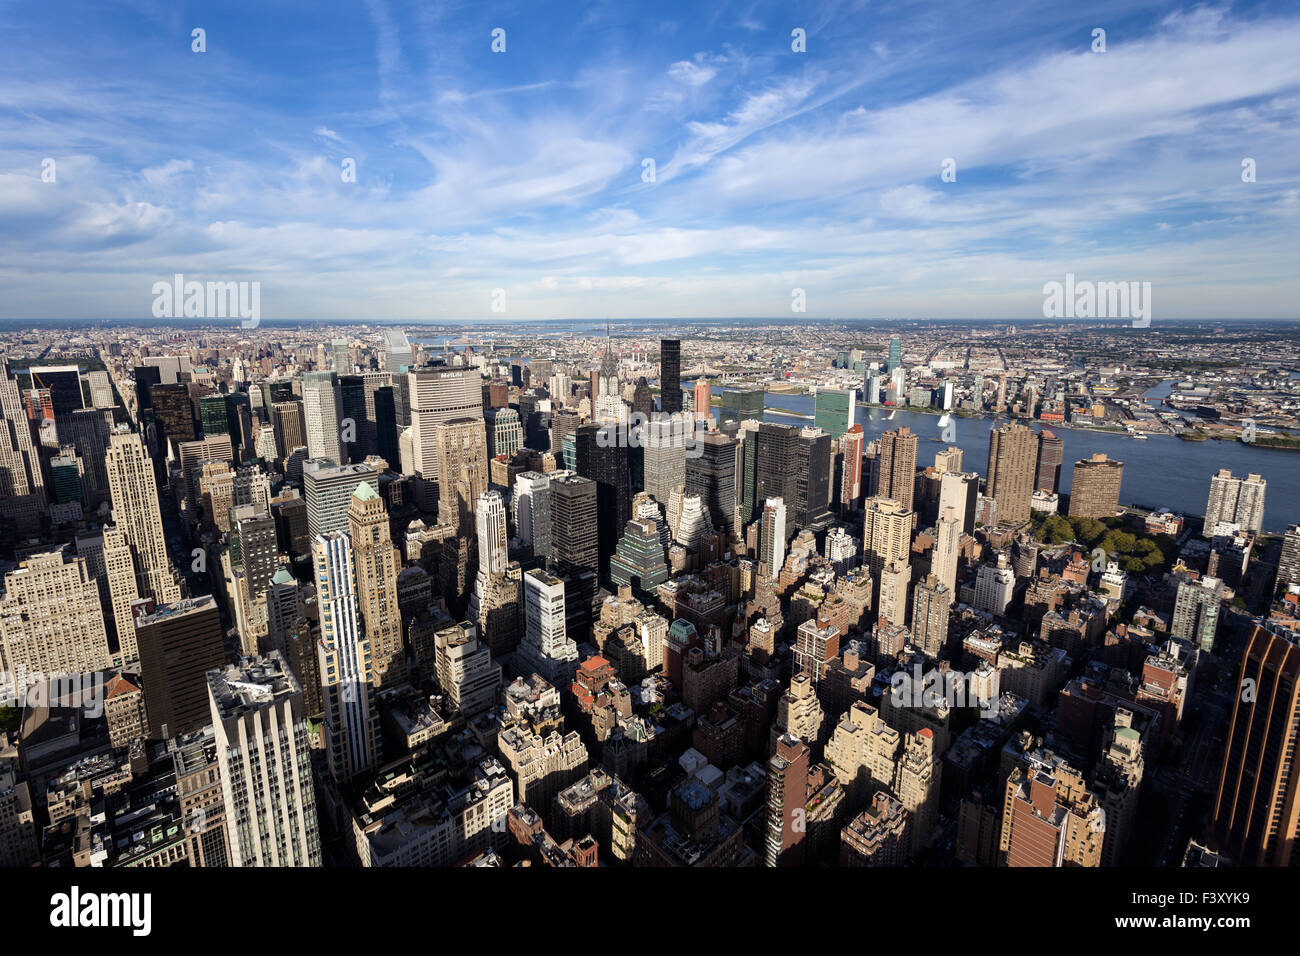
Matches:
[[8, 0, 1299, 936], [0, 317, 1296, 875]]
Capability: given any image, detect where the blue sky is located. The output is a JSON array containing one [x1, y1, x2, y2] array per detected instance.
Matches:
[[1, 0, 1298, 320]]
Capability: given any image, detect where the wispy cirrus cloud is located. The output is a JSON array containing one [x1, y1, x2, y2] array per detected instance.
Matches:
[[0, 0, 1296, 320]]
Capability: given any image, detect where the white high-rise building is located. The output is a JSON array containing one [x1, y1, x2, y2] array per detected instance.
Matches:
[[1204, 469, 1266, 535], [865, 373, 882, 405], [513, 471, 553, 560], [889, 366, 906, 402], [301, 371, 343, 463], [823, 526, 858, 574], [974, 553, 1015, 616], [549, 371, 571, 407], [313, 531, 380, 784], [383, 328, 414, 373], [1231, 473, 1266, 533], [434, 621, 502, 717], [475, 491, 509, 577], [667, 487, 707, 551], [761, 497, 787, 579], [517, 568, 578, 685], [939, 472, 978, 535], [208, 653, 322, 867], [933, 507, 961, 604]]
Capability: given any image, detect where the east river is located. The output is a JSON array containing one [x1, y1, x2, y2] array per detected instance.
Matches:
[[706, 385, 1298, 533]]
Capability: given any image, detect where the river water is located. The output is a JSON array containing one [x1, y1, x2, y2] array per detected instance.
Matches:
[[704, 386, 1298, 532]]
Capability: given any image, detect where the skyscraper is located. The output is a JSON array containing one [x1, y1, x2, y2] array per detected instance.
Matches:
[[484, 406, 523, 459], [986, 422, 1037, 527], [0, 550, 113, 680], [692, 377, 711, 424], [232, 507, 278, 601], [434, 621, 502, 717], [1278, 524, 1300, 594], [814, 388, 855, 438], [755, 424, 831, 534], [911, 574, 951, 657], [863, 496, 913, 583], [1035, 429, 1064, 494], [383, 328, 414, 375], [840, 424, 865, 513], [270, 399, 307, 460], [550, 473, 599, 578], [314, 531, 381, 784], [878, 559, 910, 628], [179, 433, 235, 516], [149, 382, 197, 449], [348, 482, 406, 688], [933, 507, 962, 602], [467, 491, 523, 656], [938, 471, 978, 535], [303, 459, 379, 539], [105, 428, 182, 610], [1213, 624, 1300, 865], [761, 497, 787, 579], [575, 423, 631, 578], [433, 417, 489, 534], [934, 445, 963, 475], [1204, 469, 1266, 535], [518, 568, 579, 686], [137, 595, 226, 739], [659, 339, 681, 414], [208, 653, 322, 867], [765, 734, 810, 867], [609, 518, 670, 596], [974, 553, 1015, 617], [1001, 751, 1104, 867], [0, 367, 47, 507], [301, 371, 343, 464], [1171, 575, 1223, 652], [596, 331, 624, 422], [886, 336, 903, 373], [549, 472, 599, 639], [720, 389, 763, 427], [338, 374, 368, 462], [642, 414, 689, 510], [686, 429, 737, 535], [1067, 453, 1124, 519], [408, 365, 483, 492], [513, 470, 553, 563], [374, 384, 399, 467], [875, 427, 918, 511]]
